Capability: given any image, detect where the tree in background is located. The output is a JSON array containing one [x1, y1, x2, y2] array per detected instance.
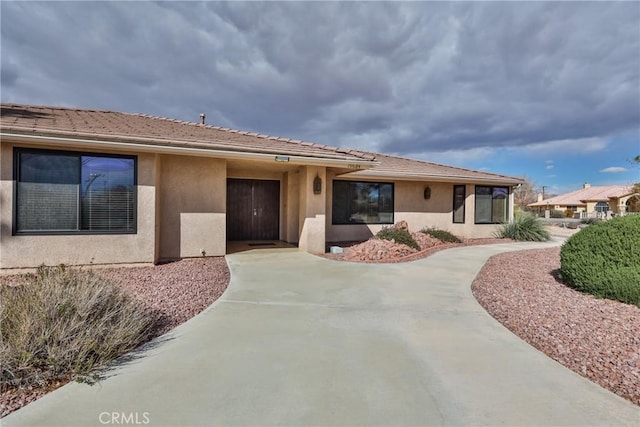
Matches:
[[513, 177, 539, 212], [628, 155, 640, 213], [633, 154, 640, 195]]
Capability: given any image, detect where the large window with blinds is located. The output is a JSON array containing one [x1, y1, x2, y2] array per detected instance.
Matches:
[[14, 148, 136, 234]]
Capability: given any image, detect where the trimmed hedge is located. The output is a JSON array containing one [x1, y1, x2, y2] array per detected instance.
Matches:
[[376, 227, 420, 250], [560, 215, 640, 307]]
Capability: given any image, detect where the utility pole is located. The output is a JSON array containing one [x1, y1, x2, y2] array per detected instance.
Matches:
[[542, 185, 548, 200]]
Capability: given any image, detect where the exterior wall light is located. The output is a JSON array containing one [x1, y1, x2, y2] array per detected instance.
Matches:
[[275, 155, 290, 162], [423, 186, 431, 200], [313, 174, 322, 195]]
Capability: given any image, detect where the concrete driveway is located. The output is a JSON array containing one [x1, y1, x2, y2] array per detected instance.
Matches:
[[4, 241, 639, 426]]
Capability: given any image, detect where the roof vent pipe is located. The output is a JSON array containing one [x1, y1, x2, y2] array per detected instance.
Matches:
[[199, 113, 206, 125]]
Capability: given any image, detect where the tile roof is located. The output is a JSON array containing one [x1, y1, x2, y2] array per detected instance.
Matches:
[[1, 103, 522, 184], [528, 185, 635, 207], [349, 152, 524, 184], [0, 104, 375, 162]]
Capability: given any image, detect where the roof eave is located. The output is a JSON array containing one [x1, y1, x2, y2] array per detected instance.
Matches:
[[1, 131, 378, 169], [348, 170, 524, 185]]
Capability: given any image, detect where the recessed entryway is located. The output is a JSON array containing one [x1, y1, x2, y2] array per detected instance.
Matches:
[[227, 178, 280, 241], [226, 240, 297, 254]]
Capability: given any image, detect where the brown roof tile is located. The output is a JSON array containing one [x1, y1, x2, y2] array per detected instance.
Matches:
[[0, 103, 376, 162], [1, 103, 523, 184], [350, 152, 524, 184]]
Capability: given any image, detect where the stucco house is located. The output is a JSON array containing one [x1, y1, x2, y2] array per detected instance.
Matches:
[[528, 183, 639, 218], [1, 103, 524, 270]]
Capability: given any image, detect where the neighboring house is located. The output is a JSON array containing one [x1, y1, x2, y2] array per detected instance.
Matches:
[[528, 183, 639, 218], [0, 103, 524, 269]]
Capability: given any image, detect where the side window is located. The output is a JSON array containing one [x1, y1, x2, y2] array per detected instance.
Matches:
[[475, 186, 509, 224], [453, 185, 465, 223]]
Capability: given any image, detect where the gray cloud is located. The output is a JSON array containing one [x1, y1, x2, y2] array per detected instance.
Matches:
[[1, 1, 638, 155]]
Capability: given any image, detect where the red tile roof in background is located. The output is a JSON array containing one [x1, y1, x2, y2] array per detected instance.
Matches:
[[529, 185, 635, 207]]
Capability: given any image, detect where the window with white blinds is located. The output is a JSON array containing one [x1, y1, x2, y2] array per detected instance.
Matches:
[[15, 149, 136, 234]]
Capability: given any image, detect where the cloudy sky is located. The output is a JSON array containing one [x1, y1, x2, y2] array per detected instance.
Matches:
[[2, 1, 639, 193]]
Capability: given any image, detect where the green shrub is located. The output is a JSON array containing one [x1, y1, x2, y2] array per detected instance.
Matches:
[[376, 227, 420, 250], [550, 209, 565, 218], [0, 265, 157, 390], [560, 215, 640, 307], [419, 227, 462, 243], [581, 217, 602, 225], [495, 213, 551, 241]]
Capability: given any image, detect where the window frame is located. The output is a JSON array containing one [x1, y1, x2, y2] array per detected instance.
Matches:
[[452, 185, 466, 224], [331, 180, 395, 225], [474, 185, 510, 224], [594, 201, 609, 213], [13, 147, 138, 236]]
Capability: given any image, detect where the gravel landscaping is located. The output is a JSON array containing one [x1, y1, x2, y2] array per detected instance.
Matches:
[[323, 234, 508, 263], [472, 247, 640, 406], [0, 257, 230, 418]]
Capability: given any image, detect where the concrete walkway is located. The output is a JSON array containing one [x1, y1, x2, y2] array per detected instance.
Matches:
[[4, 241, 639, 426]]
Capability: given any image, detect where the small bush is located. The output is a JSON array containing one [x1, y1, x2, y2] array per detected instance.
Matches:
[[560, 215, 640, 307], [495, 213, 551, 241], [564, 209, 574, 218], [550, 209, 565, 219], [420, 227, 462, 243], [581, 217, 602, 225], [376, 227, 420, 250], [0, 265, 157, 390]]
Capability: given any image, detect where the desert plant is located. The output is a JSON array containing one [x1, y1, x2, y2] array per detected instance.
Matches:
[[495, 213, 551, 241], [0, 265, 158, 390], [560, 215, 640, 307], [419, 227, 462, 243], [375, 227, 420, 250]]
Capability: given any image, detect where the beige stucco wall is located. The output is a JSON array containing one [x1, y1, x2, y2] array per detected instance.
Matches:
[[620, 194, 640, 213], [158, 155, 226, 260], [284, 170, 300, 243], [0, 141, 157, 269], [325, 177, 508, 242], [298, 166, 326, 253]]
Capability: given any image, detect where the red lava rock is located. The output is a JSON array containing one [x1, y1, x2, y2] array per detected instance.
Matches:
[[323, 232, 506, 264], [390, 220, 409, 230], [472, 247, 640, 407]]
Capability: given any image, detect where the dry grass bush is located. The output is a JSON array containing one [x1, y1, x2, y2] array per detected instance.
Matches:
[[0, 265, 158, 391]]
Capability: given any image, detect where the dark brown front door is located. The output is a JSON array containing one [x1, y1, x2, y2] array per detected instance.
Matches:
[[227, 179, 280, 241]]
